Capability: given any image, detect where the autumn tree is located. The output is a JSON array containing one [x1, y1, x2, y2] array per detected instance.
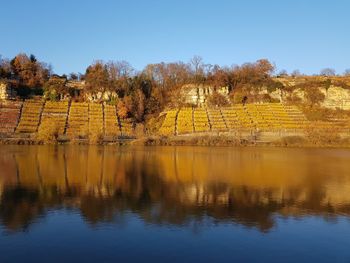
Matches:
[[207, 65, 232, 89], [107, 60, 134, 97], [43, 75, 68, 100], [207, 91, 229, 107], [84, 61, 110, 98], [132, 89, 146, 121], [117, 96, 133, 118], [146, 87, 164, 115], [305, 87, 325, 107], [143, 62, 192, 109], [10, 53, 50, 88], [117, 99, 129, 119], [229, 59, 275, 92], [143, 62, 191, 91]]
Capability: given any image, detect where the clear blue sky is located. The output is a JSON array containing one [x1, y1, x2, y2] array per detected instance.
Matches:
[[1, 0, 349, 75]]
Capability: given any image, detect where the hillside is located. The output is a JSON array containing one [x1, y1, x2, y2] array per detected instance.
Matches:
[[0, 99, 349, 145]]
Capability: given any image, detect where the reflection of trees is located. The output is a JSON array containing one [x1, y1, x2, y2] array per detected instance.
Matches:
[[0, 146, 350, 233], [0, 187, 39, 231]]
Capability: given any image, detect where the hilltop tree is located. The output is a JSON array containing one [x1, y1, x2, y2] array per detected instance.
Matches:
[[207, 65, 231, 88], [69, 73, 79, 80], [143, 62, 191, 90], [277, 69, 288, 77], [107, 61, 134, 96], [229, 59, 275, 92], [84, 61, 110, 98], [190, 55, 206, 84], [10, 53, 50, 88], [107, 60, 134, 79], [291, 69, 302, 77], [320, 68, 336, 76]]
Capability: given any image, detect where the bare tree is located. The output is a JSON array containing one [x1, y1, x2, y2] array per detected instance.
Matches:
[[190, 55, 204, 75], [291, 69, 301, 77], [0, 56, 11, 78], [320, 68, 336, 76], [343, 69, 350, 76], [107, 60, 134, 79], [69, 73, 78, 80], [277, 69, 288, 77]]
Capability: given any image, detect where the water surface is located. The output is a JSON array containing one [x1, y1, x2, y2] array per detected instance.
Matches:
[[0, 145, 350, 262]]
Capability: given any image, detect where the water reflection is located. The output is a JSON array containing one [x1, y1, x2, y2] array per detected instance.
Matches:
[[1, 145, 350, 233]]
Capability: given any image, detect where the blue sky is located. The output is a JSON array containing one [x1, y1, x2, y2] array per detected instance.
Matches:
[[1, 0, 349, 75]]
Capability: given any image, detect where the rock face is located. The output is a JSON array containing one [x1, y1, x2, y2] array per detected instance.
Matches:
[[271, 85, 350, 110], [0, 82, 16, 100], [321, 86, 350, 110], [180, 79, 350, 110], [181, 84, 229, 106], [271, 77, 350, 110]]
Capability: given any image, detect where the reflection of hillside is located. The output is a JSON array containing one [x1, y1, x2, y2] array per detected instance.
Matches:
[[1, 146, 350, 232]]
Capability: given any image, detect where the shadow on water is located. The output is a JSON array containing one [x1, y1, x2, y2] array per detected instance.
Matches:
[[1, 145, 350, 233]]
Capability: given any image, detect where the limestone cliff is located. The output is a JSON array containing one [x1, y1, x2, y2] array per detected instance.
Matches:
[[0, 81, 16, 100], [179, 77, 350, 109], [180, 84, 229, 106]]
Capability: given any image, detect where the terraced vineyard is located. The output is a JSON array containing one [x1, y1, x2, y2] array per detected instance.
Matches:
[[159, 110, 177, 136], [284, 105, 309, 129], [207, 108, 227, 131], [1, 101, 345, 140], [193, 108, 210, 132], [0, 101, 22, 134], [16, 100, 43, 133], [119, 118, 134, 136], [158, 103, 313, 135], [66, 102, 89, 138], [104, 104, 120, 137], [38, 101, 68, 137], [177, 108, 193, 134], [89, 103, 104, 137], [233, 105, 254, 129]]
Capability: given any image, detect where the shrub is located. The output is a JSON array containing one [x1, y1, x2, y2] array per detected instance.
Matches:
[[305, 87, 325, 106], [304, 122, 341, 145], [207, 91, 229, 107]]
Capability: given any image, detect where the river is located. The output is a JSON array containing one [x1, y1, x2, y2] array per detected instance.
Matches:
[[0, 145, 350, 262]]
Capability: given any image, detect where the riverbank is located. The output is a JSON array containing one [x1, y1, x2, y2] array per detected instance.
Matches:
[[136, 135, 350, 148], [1, 133, 350, 148]]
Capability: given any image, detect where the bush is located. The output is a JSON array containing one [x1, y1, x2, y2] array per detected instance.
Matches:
[[207, 91, 229, 107], [305, 87, 325, 106], [304, 122, 341, 145], [277, 136, 307, 146], [37, 123, 60, 143]]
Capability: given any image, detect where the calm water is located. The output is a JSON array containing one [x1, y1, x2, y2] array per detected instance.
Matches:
[[1, 145, 350, 262]]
